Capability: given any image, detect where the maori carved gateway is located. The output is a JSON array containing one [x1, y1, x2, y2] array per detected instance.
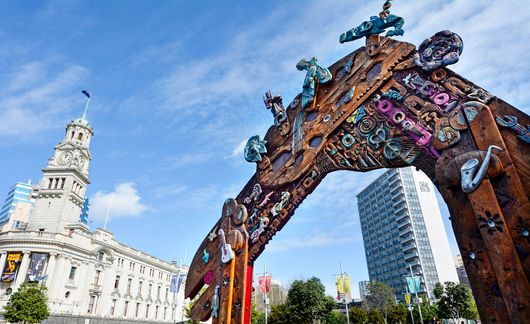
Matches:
[[185, 4, 530, 324]]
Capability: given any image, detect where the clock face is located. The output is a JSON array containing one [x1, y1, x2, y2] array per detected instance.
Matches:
[[58, 151, 73, 165], [76, 155, 85, 168]]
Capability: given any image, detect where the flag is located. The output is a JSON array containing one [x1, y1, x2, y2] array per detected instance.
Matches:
[[404, 293, 411, 305], [406, 276, 421, 294], [336, 275, 351, 302], [170, 272, 186, 293], [258, 275, 272, 293], [82, 90, 90, 98], [265, 275, 272, 293]]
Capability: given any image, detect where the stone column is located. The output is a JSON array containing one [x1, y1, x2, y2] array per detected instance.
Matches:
[[13, 251, 31, 290], [44, 253, 58, 289], [0, 251, 7, 273]]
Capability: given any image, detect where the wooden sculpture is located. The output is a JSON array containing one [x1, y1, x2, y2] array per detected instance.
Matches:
[[185, 3, 530, 323]]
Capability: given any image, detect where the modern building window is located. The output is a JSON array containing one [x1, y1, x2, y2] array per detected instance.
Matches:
[[124, 301, 129, 317], [94, 270, 101, 285], [68, 266, 77, 280], [114, 275, 120, 289], [111, 299, 116, 315]]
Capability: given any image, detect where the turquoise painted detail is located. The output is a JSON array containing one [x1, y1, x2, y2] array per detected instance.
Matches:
[[382, 89, 404, 101], [244, 135, 267, 163], [212, 285, 220, 317], [336, 87, 356, 109], [339, 15, 404, 43], [296, 57, 333, 109], [202, 249, 209, 264]]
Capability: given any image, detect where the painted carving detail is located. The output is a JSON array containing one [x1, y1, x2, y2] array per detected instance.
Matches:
[[271, 192, 291, 217], [339, 15, 404, 43], [460, 145, 503, 193], [414, 30, 463, 71], [496, 115, 530, 144], [244, 135, 267, 162], [296, 57, 333, 109], [263, 90, 287, 126]]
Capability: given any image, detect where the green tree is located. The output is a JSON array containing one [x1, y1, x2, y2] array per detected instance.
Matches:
[[286, 277, 335, 323], [349, 306, 368, 324], [3, 283, 50, 324], [324, 310, 347, 324], [367, 309, 385, 324], [251, 301, 263, 324], [268, 303, 292, 324], [387, 303, 407, 324], [433, 282, 477, 321], [365, 281, 395, 323], [408, 303, 438, 323]]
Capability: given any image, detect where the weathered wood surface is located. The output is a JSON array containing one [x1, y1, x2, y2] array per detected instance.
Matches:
[[185, 32, 530, 323]]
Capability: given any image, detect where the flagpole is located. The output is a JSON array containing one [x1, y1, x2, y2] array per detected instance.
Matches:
[[339, 262, 350, 324], [264, 261, 268, 324], [406, 285, 414, 324]]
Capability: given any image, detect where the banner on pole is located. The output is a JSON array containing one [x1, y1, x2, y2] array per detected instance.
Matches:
[[335, 275, 351, 302], [26, 253, 48, 283], [404, 293, 411, 305], [258, 275, 272, 293], [1, 252, 22, 283], [170, 272, 186, 293], [406, 276, 421, 294]]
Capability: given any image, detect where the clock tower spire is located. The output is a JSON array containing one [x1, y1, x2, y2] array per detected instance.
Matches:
[[27, 94, 94, 233]]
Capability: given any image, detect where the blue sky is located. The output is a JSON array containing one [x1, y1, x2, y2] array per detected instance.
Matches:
[[1, 0, 529, 298]]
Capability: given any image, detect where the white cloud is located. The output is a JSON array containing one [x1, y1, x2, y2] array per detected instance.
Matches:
[[231, 139, 247, 157], [0, 61, 90, 140], [268, 228, 362, 253], [89, 183, 148, 222]]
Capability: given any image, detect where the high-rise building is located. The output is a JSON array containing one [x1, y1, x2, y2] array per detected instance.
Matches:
[[357, 167, 458, 301], [0, 181, 33, 227], [358, 280, 370, 299], [254, 279, 286, 313], [454, 254, 471, 289]]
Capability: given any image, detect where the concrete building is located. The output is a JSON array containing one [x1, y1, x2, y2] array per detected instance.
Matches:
[[0, 181, 33, 229], [358, 280, 370, 299], [454, 254, 471, 289], [357, 167, 458, 301], [0, 110, 188, 323], [254, 279, 286, 313]]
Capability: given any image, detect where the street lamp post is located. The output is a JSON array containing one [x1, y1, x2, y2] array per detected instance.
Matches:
[[339, 262, 350, 324]]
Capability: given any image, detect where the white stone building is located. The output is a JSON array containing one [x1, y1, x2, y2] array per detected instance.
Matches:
[[0, 110, 188, 323]]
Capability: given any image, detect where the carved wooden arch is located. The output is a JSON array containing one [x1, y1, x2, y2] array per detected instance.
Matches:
[[184, 33, 530, 324]]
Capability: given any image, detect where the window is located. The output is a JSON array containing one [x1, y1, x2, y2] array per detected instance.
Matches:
[[97, 251, 105, 261], [138, 281, 143, 295], [68, 228, 74, 237], [165, 288, 169, 301], [164, 307, 167, 320], [88, 295, 96, 313], [69, 266, 77, 280], [78, 133, 83, 141], [157, 286, 161, 299], [110, 299, 116, 315], [94, 270, 101, 285], [124, 301, 129, 317], [127, 278, 132, 293], [114, 275, 120, 289], [146, 304, 150, 319], [148, 283, 152, 297], [155, 306, 159, 319], [135, 303, 140, 318]]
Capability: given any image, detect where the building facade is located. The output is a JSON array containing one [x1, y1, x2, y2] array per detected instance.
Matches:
[[357, 167, 458, 301], [454, 254, 471, 289], [0, 181, 33, 229], [0, 111, 188, 323], [358, 280, 370, 300]]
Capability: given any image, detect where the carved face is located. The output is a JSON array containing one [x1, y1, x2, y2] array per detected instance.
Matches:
[[366, 35, 381, 57]]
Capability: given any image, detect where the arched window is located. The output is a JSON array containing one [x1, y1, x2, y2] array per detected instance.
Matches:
[[78, 133, 83, 141]]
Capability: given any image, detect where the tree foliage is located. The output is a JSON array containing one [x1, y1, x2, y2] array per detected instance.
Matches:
[[268, 303, 292, 324], [387, 303, 407, 324], [367, 309, 385, 324], [3, 283, 50, 324], [433, 282, 478, 320], [324, 310, 347, 324], [408, 303, 438, 323], [285, 277, 336, 323], [365, 281, 395, 323], [349, 306, 368, 324]]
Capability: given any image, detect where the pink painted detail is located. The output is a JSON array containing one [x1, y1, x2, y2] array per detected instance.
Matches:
[[258, 192, 274, 208], [376, 99, 436, 150], [204, 270, 215, 285], [433, 92, 450, 106]]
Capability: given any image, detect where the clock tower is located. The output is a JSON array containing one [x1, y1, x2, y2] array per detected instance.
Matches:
[[27, 111, 94, 233]]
